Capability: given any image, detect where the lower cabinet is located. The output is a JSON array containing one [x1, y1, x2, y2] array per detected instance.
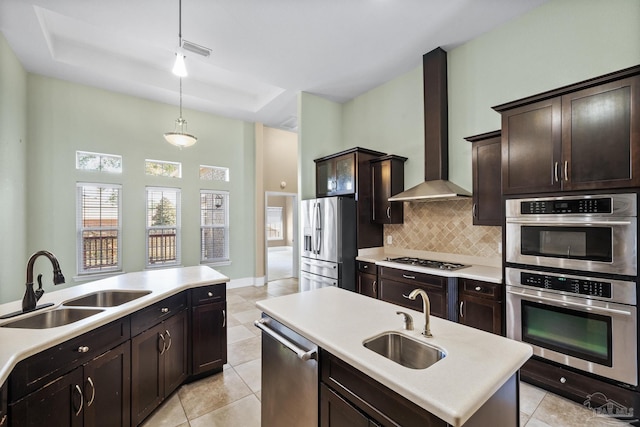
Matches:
[[356, 261, 377, 299], [131, 309, 187, 426], [190, 284, 227, 377], [378, 267, 448, 319], [320, 384, 375, 427], [0, 381, 6, 427], [457, 278, 502, 335]]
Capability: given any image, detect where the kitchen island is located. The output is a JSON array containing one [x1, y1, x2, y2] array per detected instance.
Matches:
[[256, 286, 532, 427]]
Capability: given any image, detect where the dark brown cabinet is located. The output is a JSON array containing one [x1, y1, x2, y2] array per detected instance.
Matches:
[[465, 131, 502, 226], [370, 155, 407, 224], [316, 152, 357, 197], [0, 381, 6, 427], [378, 266, 447, 319], [131, 309, 187, 426], [190, 284, 227, 377], [320, 383, 375, 427], [457, 278, 502, 335], [356, 261, 377, 299], [495, 67, 640, 195]]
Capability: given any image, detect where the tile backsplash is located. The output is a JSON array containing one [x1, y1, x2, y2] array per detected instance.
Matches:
[[385, 199, 502, 259]]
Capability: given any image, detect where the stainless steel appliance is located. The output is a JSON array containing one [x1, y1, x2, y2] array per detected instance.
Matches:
[[387, 256, 469, 271], [506, 267, 638, 385], [301, 197, 357, 292], [505, 193, 637, 276], [255, 314, 318, 427]]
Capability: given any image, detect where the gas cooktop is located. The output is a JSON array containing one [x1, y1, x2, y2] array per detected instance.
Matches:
[[387, 257, 469, 271]]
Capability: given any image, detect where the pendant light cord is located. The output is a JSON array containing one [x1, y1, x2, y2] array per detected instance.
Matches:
[[179, 77, 183, 119], [178, 0, 182, 47]]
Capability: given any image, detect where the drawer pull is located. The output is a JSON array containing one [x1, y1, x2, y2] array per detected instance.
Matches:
[[161, 307, 169, 313], [222, 309, 226, 327], [560, 377, 567, 384], [372, 280, 377, 296], [74, 384, 84, 416], [208, 291, 214, 297], [0, 414, 6, 425], [86, 376, 96, 407], [77, 346, 90, 353], [475, 286, 483, 292], [459, 301, 464, 318], [402, 274, 416, 280], [363, 265, 368, 269]]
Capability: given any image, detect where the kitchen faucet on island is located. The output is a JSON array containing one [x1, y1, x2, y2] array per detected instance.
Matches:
[[405, 288, 433, 337], [22, 250, 65, 313]]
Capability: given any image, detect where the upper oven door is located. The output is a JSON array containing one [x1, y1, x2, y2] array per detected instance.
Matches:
[[506, 217, 637, 276]]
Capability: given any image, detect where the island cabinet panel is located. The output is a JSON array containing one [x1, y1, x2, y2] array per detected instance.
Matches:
[[496, 67, 640, 195], [457, 279, 502, 335], [378, 267, 447, 319], [465, 130, 502, 226], [356, 261, 377, 299], [320, 350, 446, 427], [0, 381, 6, 427], [189, 283, 227, 377]]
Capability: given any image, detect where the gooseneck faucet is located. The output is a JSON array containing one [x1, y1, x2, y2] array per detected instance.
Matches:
[[405, 289, 433, 337], [22, 250, 66, 312]]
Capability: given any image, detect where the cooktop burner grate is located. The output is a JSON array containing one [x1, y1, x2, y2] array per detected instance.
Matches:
[[388, 257, 469, 271]]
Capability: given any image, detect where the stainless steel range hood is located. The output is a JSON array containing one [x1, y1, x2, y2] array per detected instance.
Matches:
[[389, 47, 471, 202]]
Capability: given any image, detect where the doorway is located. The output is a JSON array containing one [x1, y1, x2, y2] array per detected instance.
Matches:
[[265, 192, 298, 282]]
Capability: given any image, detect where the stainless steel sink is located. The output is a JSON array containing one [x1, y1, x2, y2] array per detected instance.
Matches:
[[363, 332, 445, 369], [0, 308, 104, 329], [62, 290, 151, 307]]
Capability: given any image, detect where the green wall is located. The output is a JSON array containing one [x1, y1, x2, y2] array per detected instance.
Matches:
[[301, 0, 640, 195], [0, 34, 28, 303]]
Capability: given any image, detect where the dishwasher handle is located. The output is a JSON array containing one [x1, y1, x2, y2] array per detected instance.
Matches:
[[255, 318, 318, 361]]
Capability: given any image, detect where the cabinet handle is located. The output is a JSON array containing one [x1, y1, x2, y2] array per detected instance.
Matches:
[[0, 414, 6, 425], [208, 291, 214, 297], [472, 203, 477, 219], [372, 280, 377, 296], [161, 307, 169, 313], [459, 301, 464, 318], [222, 309, 226, 327], [402, 274, 416, 280], [386, 206, 391, 219], [564, 161, 569, 181], [363, 264, 368, 269], [77, 346, 90, 353], [86, 376, 96, 407], [74, 384, 84, 417], [560, 377, 567, 384], [159, 333, 166, 355], [165, 330, 172, 353], [554, 161, 559, 182], [475, 286, 482, 292]]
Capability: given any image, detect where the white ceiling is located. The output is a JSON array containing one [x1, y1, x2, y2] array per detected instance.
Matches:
[[0, 0, 547, 131]]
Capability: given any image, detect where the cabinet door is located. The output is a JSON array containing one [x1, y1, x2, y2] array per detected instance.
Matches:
[[163, 310, 188, 396], [191, 301, 227, 376], [562, 75, 640, 190], [458, 293, 502, 335], [316, 159, 335, 197], [10, 367, 84, 427], [357, 273, 377, 299], [321, 384, 370, 427], [378, 279, 446, 319], [501, 97, 562, 194], [334, 154, 356, 195], [471, 134, 502, 226], [83, 342, 131, 427], [371, 160, 389, 224], [131, 324, 164, 426]]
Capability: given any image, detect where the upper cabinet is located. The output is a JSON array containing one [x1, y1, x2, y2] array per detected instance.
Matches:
[[316, 152, 356, 197], [494, 66, 640, 195], [465, 131, 502, 226], [371, 155, 407, 224]]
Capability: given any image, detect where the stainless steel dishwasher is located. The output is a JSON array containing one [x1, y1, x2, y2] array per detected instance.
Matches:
[[255, 313, 318, 427]]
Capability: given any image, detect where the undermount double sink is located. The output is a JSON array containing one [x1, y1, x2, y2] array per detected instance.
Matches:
[[0, 290, 151, 329], [363, 332, 446, 369]]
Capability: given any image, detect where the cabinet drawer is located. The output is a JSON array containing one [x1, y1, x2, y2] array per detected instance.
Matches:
[[378, 266, 446, 287], [357, 261, 376, 274], [131, 292, 187, 336], [9, 317, 130, 401], [190, 284, 226, 306], [459, 278, 501, 301]]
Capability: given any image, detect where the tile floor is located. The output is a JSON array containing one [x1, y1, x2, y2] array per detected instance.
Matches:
[[142, 278, 635, 427]]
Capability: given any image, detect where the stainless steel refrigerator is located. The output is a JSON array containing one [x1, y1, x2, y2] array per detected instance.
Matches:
[[300, 196, 357, 292]]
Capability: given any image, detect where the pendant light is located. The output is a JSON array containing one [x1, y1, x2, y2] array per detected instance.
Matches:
[[165, 0, 197, 148], [172, 0, 187, 77]]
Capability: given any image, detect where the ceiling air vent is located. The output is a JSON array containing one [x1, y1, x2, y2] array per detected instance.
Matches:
[[182, 40, 211, 57]]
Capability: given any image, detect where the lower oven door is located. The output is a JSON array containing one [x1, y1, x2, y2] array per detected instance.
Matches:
[[506, 285, 638, 386]]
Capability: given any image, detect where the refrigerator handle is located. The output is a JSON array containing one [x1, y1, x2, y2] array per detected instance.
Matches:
[[314, 202, 322, 254]]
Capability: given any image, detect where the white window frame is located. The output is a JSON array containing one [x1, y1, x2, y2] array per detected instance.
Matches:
[[76, 183, 122, 275], [146, 187, 181, 268], [76, 151, 122, 173], [199, 165, 230, 182], [145, 159, 182, 178], [267, 206, 284, 241], [200, 190, 230, 264]]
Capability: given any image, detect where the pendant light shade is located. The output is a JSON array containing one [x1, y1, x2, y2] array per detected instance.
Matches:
[[172, 51, 188, 77]]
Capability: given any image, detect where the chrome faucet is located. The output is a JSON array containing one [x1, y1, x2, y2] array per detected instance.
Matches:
[[405, 289, 433, 337], [22, 250, 66, 312]]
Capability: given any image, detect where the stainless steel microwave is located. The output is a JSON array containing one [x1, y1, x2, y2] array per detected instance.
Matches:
[[505, 193, 637, 276]]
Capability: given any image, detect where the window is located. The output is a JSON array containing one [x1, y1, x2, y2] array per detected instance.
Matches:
[[146, 187, 181, 267], [200, 190, 229, 263], [76, 151, 122, 173], [267, 207, 284, 240], [200, 165, 229, 182], [76, 183, 122, 274], [145, 159, 182, 178]]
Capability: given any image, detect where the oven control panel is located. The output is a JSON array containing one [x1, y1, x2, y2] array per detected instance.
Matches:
[[521, 198, 612, 214], [521, 272, 612, 298]]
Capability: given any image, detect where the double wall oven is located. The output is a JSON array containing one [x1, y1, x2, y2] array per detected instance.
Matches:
[[505, 193, 638, 387]]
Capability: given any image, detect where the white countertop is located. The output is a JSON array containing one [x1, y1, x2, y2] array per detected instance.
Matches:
[[256, 287, 531, 427], [0, 266, 228, 385], [356, 250, 502, 284]]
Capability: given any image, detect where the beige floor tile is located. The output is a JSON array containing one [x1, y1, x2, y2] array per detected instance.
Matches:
[[227, 299, 257, 313], [530, 392, 633, 427], [232, 307, 262, 324], [178, 368, 253, 420], [225, 314, 241, 327], [520, 411, 531, 426], [520, 381, 547, 415], [189, 395, 261, 427], [141, 392, 188, 427], [226, 294, 246, 304], [524, 417, 553, 426], [234, 358, 262, 393], [256, 391, 262, 401], [227, 324, 256, 344], [227, 335, 262, 366]]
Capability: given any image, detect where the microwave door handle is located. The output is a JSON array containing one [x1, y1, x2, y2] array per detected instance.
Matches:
[[507, 219, 632, 226], [506, 290, 633, 316]]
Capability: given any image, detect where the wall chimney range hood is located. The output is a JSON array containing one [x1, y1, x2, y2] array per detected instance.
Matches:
[[389, 47, 471, 202]]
